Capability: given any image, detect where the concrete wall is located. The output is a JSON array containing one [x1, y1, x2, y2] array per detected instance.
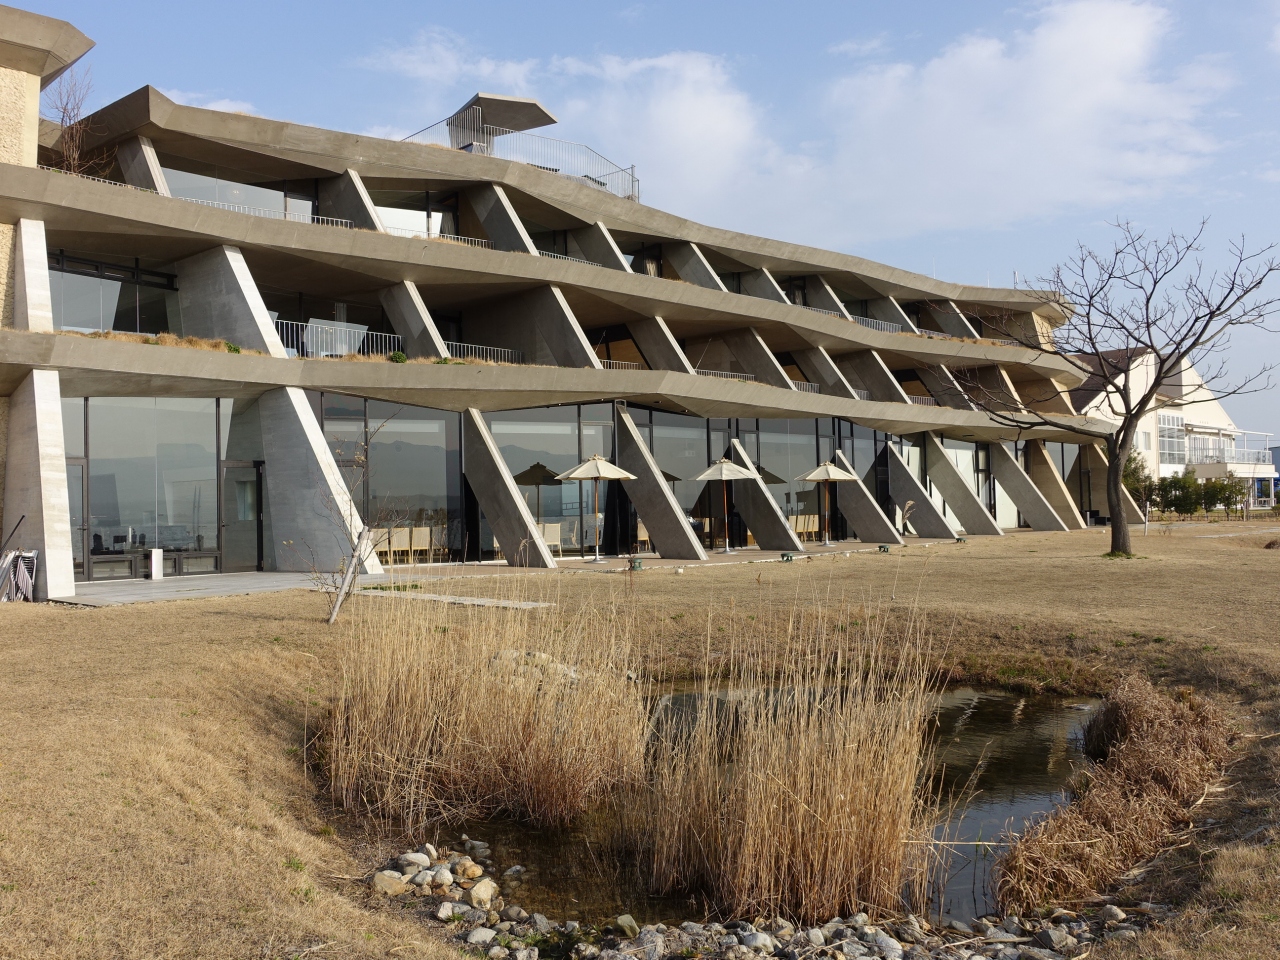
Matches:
[[464, 183, 537, 254], [884, 444, 956, 539], [379, 281, 449, 358], [13, 218, 51, 332], [740, 268, 787, 303], [0, 64, 40, 167], [664, 242, 726, 291], [919, 432, 1003, 536], [832, 450, 902, 544], [926, 301, 979, 338], [722, 327, 793, 389], [568, 222, 631, 271], [792, 347, 858, 399], [728, 439, 804, 551], [837, 350, 911, 403], [468, 285, 600, 368], [318, 169, 384, 232], [1025, 440, 1086, 529], [171, 245, 287, 357], [462, 407, 555, 568], [626, 316, 695, 374], [616, 406, 706, 560], [916, 365, 975, 410], [116, 136, 170, 195], [868, 297, 918, 332], [2, 369, 74, 599], [989, 442, 1069, 531]]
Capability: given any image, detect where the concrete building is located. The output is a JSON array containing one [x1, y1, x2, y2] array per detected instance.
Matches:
[[1, 7, 1130, 598]]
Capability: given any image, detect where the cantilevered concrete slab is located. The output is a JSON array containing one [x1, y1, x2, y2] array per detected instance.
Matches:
[[471, 285, 600, 369], [626, 316, 695, 374], [464, 183, 537, 254], [0, 5, 94, 88], [116, 136, 170, 195], [171, 245, 288, 357], [319, 169, 384, 232], [616, 406, 706, 561], [832, 450, 902, 545], [454, 92, 557, 132], [664, 241, 726, 291], [722, 327, 794, 389], [882, 444, 957, 539], [462, 407, 556, 568], [2, 368, 74, 599], [379, 281, 449, 358], [729, 439, 804, 552], [13, 218, 51, 332], [988, 442, 1069, 532], [1025, 439, 1085, 530], [804, 275, 853, 318], [919, 433, 1002, 536], [568, 222, 631, 272]]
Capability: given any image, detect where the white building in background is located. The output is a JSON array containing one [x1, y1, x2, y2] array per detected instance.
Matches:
[[1073, 351, 1277, 508]]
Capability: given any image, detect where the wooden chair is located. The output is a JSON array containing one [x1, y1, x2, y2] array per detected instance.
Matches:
[[538, 522, 562, 557], [370, 527, 392, 562], [389, 527, 411, 564], [636, 520, 651, 553], [411, 526, 432, 563]]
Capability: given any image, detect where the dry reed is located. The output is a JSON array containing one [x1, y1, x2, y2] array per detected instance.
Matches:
[[995, 675, 1231, 912], [325, 581, 647, 831], [618, 602, 938, 922]]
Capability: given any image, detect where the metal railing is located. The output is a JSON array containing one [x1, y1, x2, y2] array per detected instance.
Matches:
[[601, 359, 641, 370], [984, 337, 1021, 348], [384, 226, 496, 249], [405, 106, 640, 201], [918, 330, 955, 341], [696, 368, 757, 383], [851, 314, 903, 335], [802, 305, 843, 317], [908, 395, 940, 406], [274, 319, 401, 358], [790, 379, 821, 394], [40, 164, 155, 192], [445, 341, 524, 364], [1188, 449, 1273, 465], [538, 249, 599, 267], [852, 388, 872, 401]]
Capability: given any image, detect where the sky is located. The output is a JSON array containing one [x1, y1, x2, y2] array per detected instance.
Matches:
[[27, 0, 1280, 437]]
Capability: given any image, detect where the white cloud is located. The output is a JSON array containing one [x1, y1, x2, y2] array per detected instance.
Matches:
[[362, 27, 537, 106], [161, 88, 257, 115], [828, 36, 887, 58]]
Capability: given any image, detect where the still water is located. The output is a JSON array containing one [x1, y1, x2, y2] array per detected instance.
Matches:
[[447, 688, 1096, 926]]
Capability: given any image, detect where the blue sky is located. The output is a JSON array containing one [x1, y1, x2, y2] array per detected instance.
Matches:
[[29, 0, 1280, 436]]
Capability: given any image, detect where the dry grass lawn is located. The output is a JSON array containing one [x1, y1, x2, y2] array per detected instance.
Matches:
[[0, 521, 1277, 958]]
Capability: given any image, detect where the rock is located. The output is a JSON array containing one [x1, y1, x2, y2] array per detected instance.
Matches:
[[1104, 929, 1138, 942], [503, 865, 526, 878], [615, 914, 640, 939], [680, 922, 705, 935], [724, 946, 754, 960], [572, 944, 600, 960], [983, 930, 1022, 944], [1018, 949, 1064, 960], [419, 842, 439, 860], [458, 861, 485, 880], [501, 906, 529, 923], [1033, 928, 1076, 952], [945, 920, 974, 935], [994, 948, 1020, 960], [409, 870, 435, 886], [1099, 905, 1126, 923], [1001, 917, 1023, 935], [469, 878, 499, 910], [432, 867, 455, 887], [839, 942, 868, 958], [399, 851, 434, 869], [466, 928, 497, 945], [740, 932, 774, 952], [512, 950, 539, 960], [638, 935, 665, 960], [564, 921, 581, 935], [531, 914, 553, 935], [873, 933, 903, 960], [462, 909, 488, 924], [848, 913, 869, 927], [495, 922, 513, 933], [371, 870, 410, 896], [806, 928, 825, 947], [437, 901, 462, 921], [487, 949, 510, 960]]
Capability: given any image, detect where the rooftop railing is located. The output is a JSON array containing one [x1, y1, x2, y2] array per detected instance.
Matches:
[[405, 106, 639, 201], [445, 341, 524, 364], [274, 319, 400, 358], [696, 368, 757, 383], [790, 379, 821, 394], [802, 305, 843, 317], [538, 249, 599, 267]]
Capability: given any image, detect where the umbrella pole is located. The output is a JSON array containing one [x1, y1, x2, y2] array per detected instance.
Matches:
[[823, 481, 831, 547], [593, 478, 602, 562], [722, 479, 732, 554]]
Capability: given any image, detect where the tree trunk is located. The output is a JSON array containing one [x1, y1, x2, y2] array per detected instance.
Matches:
[[1106, 436, 1133, 555]]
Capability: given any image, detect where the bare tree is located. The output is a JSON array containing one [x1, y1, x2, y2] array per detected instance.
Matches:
[[42, 66, 96, 175], [966, 220, 1279, 556]]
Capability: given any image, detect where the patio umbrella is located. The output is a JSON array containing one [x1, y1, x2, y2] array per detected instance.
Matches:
[[511, 462, 561, 520], [555, 455, 637, 562], [795, 461, 859, 546], [691, 458, 759, 554]]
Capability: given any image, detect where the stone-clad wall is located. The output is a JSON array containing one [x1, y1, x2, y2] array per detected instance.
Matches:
[[0, 63, 41, 330], [0, 395, 9, 542]]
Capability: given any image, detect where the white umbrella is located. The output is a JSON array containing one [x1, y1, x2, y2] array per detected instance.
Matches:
[[555, 455, 637, 562], [795, 461, 859, 546], [692, 458, 759, 554]]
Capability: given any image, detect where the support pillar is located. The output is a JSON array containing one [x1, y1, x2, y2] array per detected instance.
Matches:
[[919, 433, 1003, 536], [836, 350, 911, 403], [832, 450, 902, 544], [740, 268, 787, 303], [883, 444, 957, 539], [663, 242, 726, 291], [463, 183, 537, 253], [867, 296, 918, 332], [989, 442, 1070, 531], [916, 365, 975, 410], [568, 222, 632, 271], [626, 316, 695, 374], [616, 406, 706, 560], [318, 169, 384, 231], [116, 136, 171, 196], [379, 281, 450, 358], [171, 246, 288, 356], [1071, 444, 1144, 524], [926, 301, 979, 338], [792, 347, 859, 399], [804, 275, 852, 319], [461, 408, 556, 568], [728, 439, 804, 551], [722, 327, 793, 389], [1024, 441, 1085, 529], [14, 219, 52, 332]]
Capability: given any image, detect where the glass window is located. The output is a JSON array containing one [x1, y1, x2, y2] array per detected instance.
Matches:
[[758, 419, 819, 519], [651, 410, 710, 512], [88, 398, 158, 559], [323, 394, 366, 461], [1158, 413, 1186, 465], [155, 399, 218, 552], [367, 401, 459, 530], [487, 407, 581, 523]]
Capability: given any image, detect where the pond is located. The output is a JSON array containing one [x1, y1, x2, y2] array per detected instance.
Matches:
[[443, 687, 1097, 926]]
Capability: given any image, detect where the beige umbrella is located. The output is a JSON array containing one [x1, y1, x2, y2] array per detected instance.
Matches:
[[555, 455, 637, 562], [692, 458, 760, 554], [795, 461, 859, 546]]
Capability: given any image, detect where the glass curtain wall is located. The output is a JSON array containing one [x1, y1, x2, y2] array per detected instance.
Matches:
[[161, 159, 318, 219], [486, 406, 582, 557], [48, 252, 179, 335], [758, 419, 820, 539]]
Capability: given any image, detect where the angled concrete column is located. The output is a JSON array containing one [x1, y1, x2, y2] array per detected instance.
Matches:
[[916, 365, 975, 410], [14, 219, 52, 332], [464, 183, 537, 253], [926, 301, 979, 338], [722, 327, 793, 389], [568, 222, 632, 271], [663, 242, 726, 291], [172, 246, 287, 357], [616, 407, 706, 560], [989, 442, 1069, 531], [1025, 440, 1086, 530], [258, 387, 381, 575], [792, 347, 859, 399], [116, 136, 170, 196], [1016, 376, 1077, 415], [3, 370, 74, 599], [805, 275, 853, 318], [318, 169, 384, 232], [530, 286, 600, 368], [883, 444, 957, 539], [462, 408, 556, 568], [1072, 444, 1144, 523], [868, 296, 918, 332], [919, 433, 1003, 536], [728, 439, 804, 551], [960, 365, 1025, 412], [627, 316, 695, 374], [832, 450, 902, 544], [836, 350, 911, 403], [740, 268, 787, 303], [379, 281, 449, 358]]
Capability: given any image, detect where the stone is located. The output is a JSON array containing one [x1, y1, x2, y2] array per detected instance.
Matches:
[[512, 950, 539, 960], [466, 928, 497, 945], [983, 931, 1022, 944], [399, 851, 434, 869], [469, 878, 500, 910], [503, 865, 526, 878], [462, 909, 488, 925], [1001, 918, 1023, 935], [725, 947, 754, 960], [873, 933, 903, 960], [531, 914, 554, 935], [1104, 929, 1138, 942], [806, 928, 825, 947], [502, 906, 529, 923], [408, 870, 433, 886], [495, 922, 513, 934], [680, 922, 706, 936], [437, 901, 462, 921], [572, 944, 600, 960], [1033, 928, 1075, 952], [1017, 949, 1064, 960], [564, 921, 581, 935], [371, 871, 410, 896], [488, 949, 510, 960], [1098, 905, 1126, 923], [420, 842, 439, 860], [849, 914, 870, 927], [946, 920, 974, 936], [433, 867, 455, 887], [615, 914, 640, 939], [839, 942, 868, 958], [741, 932, 776, 953], [464, 864, 486, 880]]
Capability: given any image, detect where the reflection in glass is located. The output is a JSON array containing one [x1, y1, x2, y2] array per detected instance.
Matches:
[[651, 411, 708, 512], [156, 399, 218, 552], [88, 397, 157, 559], [488, 407, 580, 555], [66, 463, 85, 579], [758, 419, 819, 523], [62, 397, 84, 457]]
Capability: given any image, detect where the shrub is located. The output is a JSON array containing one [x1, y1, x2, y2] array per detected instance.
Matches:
[[389, 350, 407, 363], [225, 342, 241, 354]]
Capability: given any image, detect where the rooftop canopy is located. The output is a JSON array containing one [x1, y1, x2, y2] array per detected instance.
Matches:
[[452, 92, 557, 132]]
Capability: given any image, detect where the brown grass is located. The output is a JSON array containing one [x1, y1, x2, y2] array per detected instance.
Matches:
[[995, 674, 1232, 913], [56, 329, 265, 354], [325, 584, 647, 830]]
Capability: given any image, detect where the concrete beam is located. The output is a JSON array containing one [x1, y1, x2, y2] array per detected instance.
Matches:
[[13, 219, 52, 332], [3, 369, 74, 599], [868, 296, 918, 332], [916, 365, 975, 410], [568, 221, 632, 272], [919, 433, 1002, 536], [626, 316, 695, 374], [616, 405, 707, 560], [1025, 439, 1086, 530], [722, 327, 794, 389], [883, 443, 957, 539], [792, 347, 859, 399], [805, 275, 853, 319], [1016, 375, 1077, 415], [728, 438, 804, 551], [664, 241, 726, 291], [832, 450, 902, 544], [464, 183, 537, 254], [740, 268, 788, 303], [258, 386, 381, 575], [379, 281, 449, 359], [836, 350, 911, 403], [926, 300, 979, 338], [171, 245, 288, 357], [528, 285, 601, 368], [989, 442, 1069, 532], [1070, 443, 1144, 524], [115, 136, 170, 196], [462, 407, 556, 568], [958, 365, 1025, 413], [318, 169, 384, 232]]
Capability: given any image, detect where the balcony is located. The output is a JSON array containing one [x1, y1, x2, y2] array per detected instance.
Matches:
[[1188, 449, 1273, 465], [274, 319, 400, 358], [790, 379, 821, 394], [444, 341, 524, 364]]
